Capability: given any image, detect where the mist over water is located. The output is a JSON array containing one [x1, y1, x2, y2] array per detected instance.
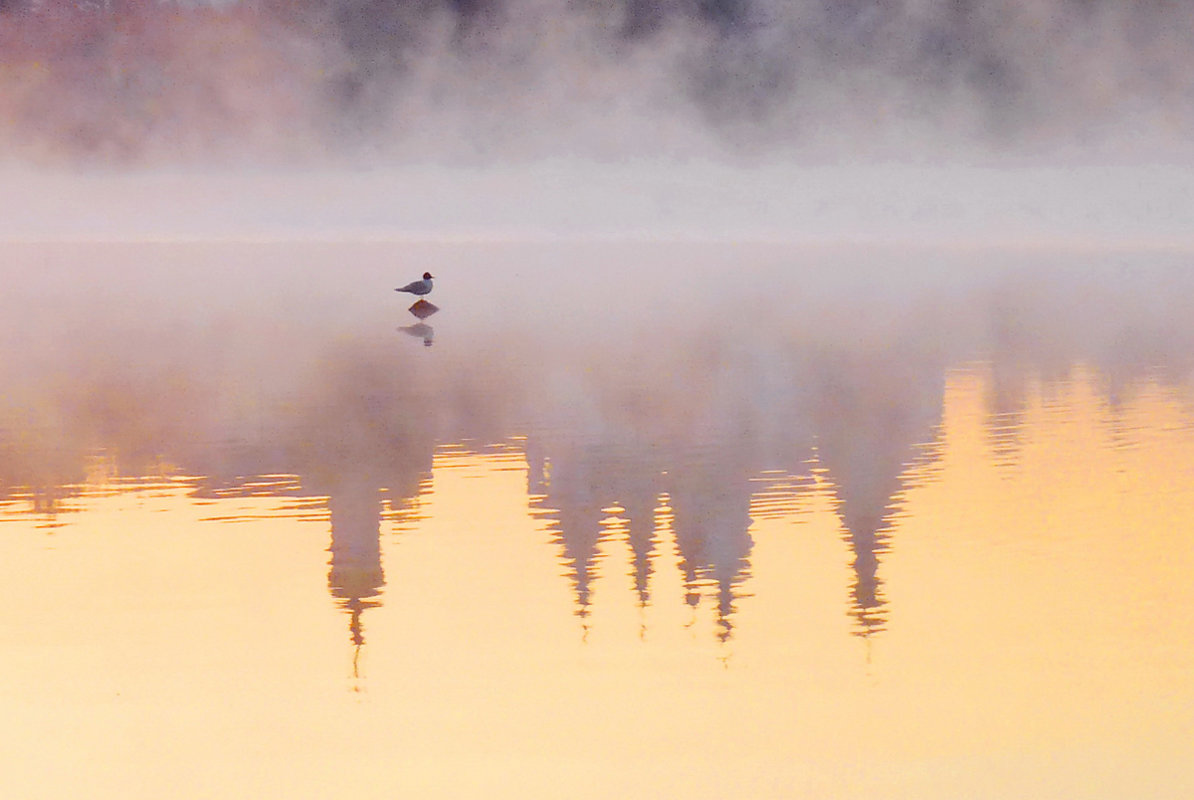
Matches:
[[3, 0, 1193, 164], [5, 4, 1194, 775], [4, 8, 1194, 797], [3, 162, 1193, 244], [3, 242, 1193, 655], [4, 3, 1194, 245], [3, 240, 1192, 489]]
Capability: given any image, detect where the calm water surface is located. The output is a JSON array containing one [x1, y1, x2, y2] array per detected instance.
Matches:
[[1, 241, 1192, 799]]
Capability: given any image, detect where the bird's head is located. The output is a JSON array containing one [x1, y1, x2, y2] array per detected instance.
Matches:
[[423, 272, 433, 280]]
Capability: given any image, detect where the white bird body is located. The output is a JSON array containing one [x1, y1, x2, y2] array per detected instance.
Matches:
[[395, 272, 434, 297]]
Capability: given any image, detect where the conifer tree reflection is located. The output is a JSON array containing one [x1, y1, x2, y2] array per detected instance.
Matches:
[[183, 345, 436, 675], [668, 448, 754, 641], [811, 347, 946, 637], [7, 255, 1194, 656], [326, 482, 384, 653], [0, 435, 85, 528], [526, 349, 757, 640], [529, 436, 665, 629], [621, 476, 662, 613], [531, 442, 606, 624], [291, 349, 435, 668]]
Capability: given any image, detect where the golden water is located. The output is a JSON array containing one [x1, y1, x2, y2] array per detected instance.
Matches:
[[1, 242, 1191, 798]]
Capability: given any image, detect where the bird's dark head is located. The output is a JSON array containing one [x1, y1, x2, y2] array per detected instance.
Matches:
[[423, 272, 433, 280]]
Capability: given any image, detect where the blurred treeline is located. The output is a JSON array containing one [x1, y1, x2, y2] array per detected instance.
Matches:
[[2, 1, 1192, 162]]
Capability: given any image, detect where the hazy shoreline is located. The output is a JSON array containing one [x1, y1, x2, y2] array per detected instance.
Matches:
[[3, 163, 1193, 248]]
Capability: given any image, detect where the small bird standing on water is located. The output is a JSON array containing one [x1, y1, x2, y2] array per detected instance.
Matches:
[[395, 272, 434, 297]]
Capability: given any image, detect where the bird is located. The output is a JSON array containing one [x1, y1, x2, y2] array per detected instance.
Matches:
[[395, 272, 434, 297]]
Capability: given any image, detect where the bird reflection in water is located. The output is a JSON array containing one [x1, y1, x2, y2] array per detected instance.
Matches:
[[399, 322, 435, 347], [6, 256, 1192, 659], [400, 298, 438, 347]]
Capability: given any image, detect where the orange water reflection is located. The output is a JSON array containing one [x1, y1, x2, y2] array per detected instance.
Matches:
[[1, 243, 1193, 798], [2, 365, 1192, 798]]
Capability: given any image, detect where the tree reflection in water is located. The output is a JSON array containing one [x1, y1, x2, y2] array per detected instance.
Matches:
[[2, 250, 1193, 658]]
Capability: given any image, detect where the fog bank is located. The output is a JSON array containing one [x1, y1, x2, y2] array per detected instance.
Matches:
[[1, 1, 1193, 165]]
